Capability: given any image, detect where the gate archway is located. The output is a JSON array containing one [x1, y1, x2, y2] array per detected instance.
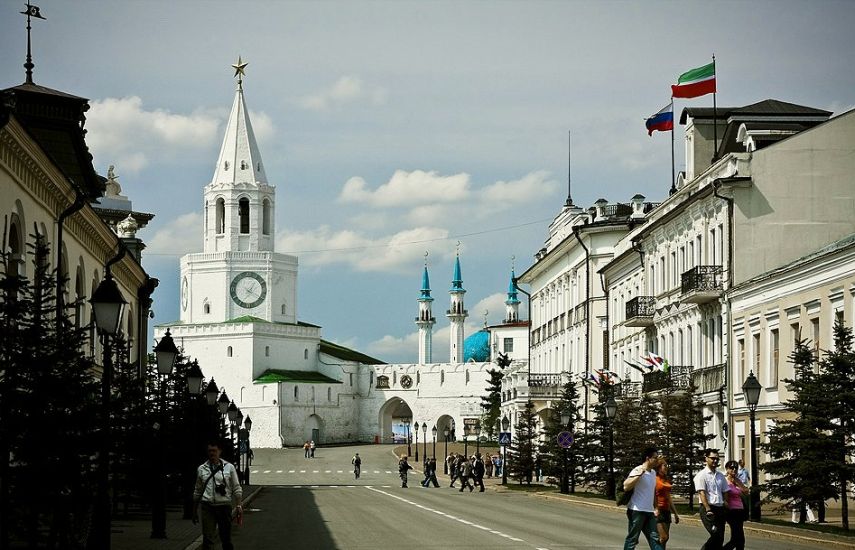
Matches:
[[379, 398, 413, 444]]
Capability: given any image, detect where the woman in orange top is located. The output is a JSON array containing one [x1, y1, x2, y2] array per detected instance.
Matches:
[[654, 457, 680, 548]]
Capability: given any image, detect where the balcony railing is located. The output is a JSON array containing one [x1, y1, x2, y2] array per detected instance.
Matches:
[[681, 265, 723, 304], [612, 380, 642, 400], [691, 363, 727, 394], [641, 365, 693, 393], [527, 373, 562, 397], [625, 296, 655, 327]]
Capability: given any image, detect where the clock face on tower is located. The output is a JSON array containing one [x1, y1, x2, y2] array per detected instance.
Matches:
[[230, 271, 267, 309], [181, 277, 188, 311]]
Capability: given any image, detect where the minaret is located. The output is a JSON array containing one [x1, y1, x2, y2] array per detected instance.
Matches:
[[447, 247, 468, 363], [415, 254, 435, 364], [505, 264, 520, 323], [203, 57, 275, 254]]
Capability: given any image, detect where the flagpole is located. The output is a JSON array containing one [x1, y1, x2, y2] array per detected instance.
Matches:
[[670, 101, 676, 195], [712, 54, 718, 163]]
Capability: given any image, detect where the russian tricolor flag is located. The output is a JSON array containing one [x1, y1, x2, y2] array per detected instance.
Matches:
[[645, 103, 674, 136]]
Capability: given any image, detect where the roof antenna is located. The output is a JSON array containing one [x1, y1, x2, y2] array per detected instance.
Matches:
[[20, 2, 46, 85], [565, 130, 574, 207]]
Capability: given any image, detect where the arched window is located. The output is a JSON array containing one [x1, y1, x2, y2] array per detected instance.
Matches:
[[440, 370, 445, 385], [215, 198, 225, 234], [304, 348, 309, 360], [294, 386, 299, 401], [327, 387, 332, 401], [262, 199, 271, 235], [204, 302, 211, 314], [75, 265, 86, 329], [265, 346, 270, 357], [240, 160, 248, 170], [239, 198, 250, 234], [227, 346, 233, 357], [465, 369, 470, 384], [281, 303, 286, 315]]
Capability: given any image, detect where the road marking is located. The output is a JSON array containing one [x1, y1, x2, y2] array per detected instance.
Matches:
[[312, 470, 319, 473], [364, 486, 534, 546], [337, 470, 343, 473], [385, 470, 392, 474], [251, 470, 258, 474], [263, 470, 271, 473], [325, 470, 331, 473], [276, 470, 283, 473], [288, 470, 295, 473], [373, 470, 380, 473], [300, 470, 306, 473]]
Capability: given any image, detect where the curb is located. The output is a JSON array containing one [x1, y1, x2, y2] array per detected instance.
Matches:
[[183, 486, 265, 550], [525, 491, 855, 549]]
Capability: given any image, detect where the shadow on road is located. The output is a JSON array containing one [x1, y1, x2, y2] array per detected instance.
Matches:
[[235, 487, 339, 549]]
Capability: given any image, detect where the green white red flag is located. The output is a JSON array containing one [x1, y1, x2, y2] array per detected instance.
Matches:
[[671, 62, 716, 98]]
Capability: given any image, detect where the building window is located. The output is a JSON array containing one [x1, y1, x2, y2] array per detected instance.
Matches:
[[304, 348, 309, 360], [811, 318, 820, 362], [441, 370, 445, 385], [204, 302, 210, 314], [349, 373, 353, 386], [294, 386, 299, 401], [281, 303, 287, 315], [265, 346, 270, 357], [227, 346, 233, 357], [263, 199, 271, 235], [737, 338, 745, 383], [215, 198, 225, 234], [327, 387, 332, 401], [239, 198, 250, 234], [503, 338, 514, 353], [770, 328, 779, 387], [753, 333, 761, 378]]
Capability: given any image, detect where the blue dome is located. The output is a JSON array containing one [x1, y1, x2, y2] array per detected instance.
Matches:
[[463, 330, 490, 362]]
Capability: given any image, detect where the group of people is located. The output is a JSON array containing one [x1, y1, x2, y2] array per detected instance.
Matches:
[[622, 447, 750, 550], [302, 440, 316, 458], [395, 452, 492, 491]]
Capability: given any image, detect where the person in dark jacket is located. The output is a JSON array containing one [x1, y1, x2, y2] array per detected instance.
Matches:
[[458, 457, 474, 492], [472, 454, 486, 492], [448, 453, 459, 488], [422, 458, 440, 487], [398, 456, 413, 488]]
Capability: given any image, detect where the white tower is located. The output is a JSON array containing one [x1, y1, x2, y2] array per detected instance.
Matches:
[[179, 58, 298, 325], [415, 258, 435, 365], [505, 267, 520, 323], [447, 252, 467, 363]]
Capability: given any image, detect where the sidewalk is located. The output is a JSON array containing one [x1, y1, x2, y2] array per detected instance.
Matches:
[[112, 485, 263, 550]]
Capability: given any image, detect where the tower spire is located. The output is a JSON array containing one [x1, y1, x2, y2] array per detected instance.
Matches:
[[416, 251, 435, 364], [565, 131, 574, 207], [20, 3, 46, 85], [447, 245, 468, 363], [505, 256, 520, 323]]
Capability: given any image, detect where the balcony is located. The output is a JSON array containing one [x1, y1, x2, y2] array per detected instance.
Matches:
[[681, 265, 724, 304], [527, 373, 562, 398], [691, 363, 727, 394], [625, 296, 655, 327], [641, 365, 693, 393], [612, 380, 642, 400]]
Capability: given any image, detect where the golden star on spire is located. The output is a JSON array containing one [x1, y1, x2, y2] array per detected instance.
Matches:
[[232, 56, 248, 81]]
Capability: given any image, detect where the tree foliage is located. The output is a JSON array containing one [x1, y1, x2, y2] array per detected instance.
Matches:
[[508, 400, 537, 484], [539, 377, 584, 491], [480, 365, 504, 441]]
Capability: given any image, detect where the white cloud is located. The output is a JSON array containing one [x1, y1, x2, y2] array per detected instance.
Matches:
[[145, 212, 202, 257], [470, 293, 509, 326], [276, 225, 451, 273], [299, 76, 388, 112], [339, 170, 471, 207], [248, 110, 275, 141]]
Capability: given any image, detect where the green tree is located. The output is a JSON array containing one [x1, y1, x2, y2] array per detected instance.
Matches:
[[480, 366, 504, 441], [612, 393, 660, 485], [762, 340, 839, 523], [539, 377, 584, 492], [508, 400, 537, 484]]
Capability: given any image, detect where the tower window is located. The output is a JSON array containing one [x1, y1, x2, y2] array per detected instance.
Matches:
[[204, 302, 211, 314], [304, 348, 309, 360], [265, 346, 270, 357], [294, 386, 299, 401], [240, 160, 248, 170], [281, 304, 287, 315], [224, 161, 230, 171], [262, 199, 271, 235], [227, 346, 233, 357], [257, 162, 262, 172], [215, 198, 225, 234], [327, 387, 332, 401], [239, 198, 250, 234]]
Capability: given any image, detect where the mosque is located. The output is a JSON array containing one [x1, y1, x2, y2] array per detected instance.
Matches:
[[155, 62, 529, 449]]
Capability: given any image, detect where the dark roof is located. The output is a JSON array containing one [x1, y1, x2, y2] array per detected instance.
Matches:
[[680, 99, 832, 124], [320, 339, 385, 365], [92, 206, 155, 228], [1, 82, 104, 199], [254, 370, 342, 384], [221, 315, 321, 328]]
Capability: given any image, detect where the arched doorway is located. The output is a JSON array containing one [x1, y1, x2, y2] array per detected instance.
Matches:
[[378, 398, 412, 444], [307, 414, 324, 444], [435, 414, 456, 443]]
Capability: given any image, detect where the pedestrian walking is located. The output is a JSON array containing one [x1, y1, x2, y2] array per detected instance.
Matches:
[[192, 439, 243, 550], [485, 453, 494, 478], [398, 455, 413, 487], [310, 440, 316, 458], [736, 459, 750, 519], [422, 458, 440, 487], [622, 446, 663, 550], [722, 460, 748, 550], [694, 448, 729, 550], [534, 453, 543, 482], [458, 457, 474, 492], [352, 453, 362, 479], [493, 454, 502, 477], [303, 441, 310, 458], [654, 457, 679, 549], [448, 453, 460, 488], [791, 502, 818, 524], [472, 454, 486, 492]]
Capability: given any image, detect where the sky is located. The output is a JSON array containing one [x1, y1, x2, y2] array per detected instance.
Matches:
[[2, 0, 854, 364]]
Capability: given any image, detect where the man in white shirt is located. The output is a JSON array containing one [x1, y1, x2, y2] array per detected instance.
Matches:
[[622, 446, 664, 550], [693, 448, 729, 550], [192, 439, 243, 550]]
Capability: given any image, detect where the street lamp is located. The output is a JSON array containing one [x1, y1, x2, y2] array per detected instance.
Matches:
[[89, 271, 126, 550], [151, 329, 179, 539], [463, 433, 468, 458], [205, 379, 219, 406], [414, 419, 420, 462], [443, 427, 450, 473], [560, 411, 571, 494], [432, 425, 437, 459], [501, 415, 510, 485], [241, 415, 252, 485], [421, 423, 427, 463], [743, 371, 762, 522], [186, 360, 203, 395], [474, 421, 482, 456], [403, 418, 411, 457], [605, 396, 618, 500]]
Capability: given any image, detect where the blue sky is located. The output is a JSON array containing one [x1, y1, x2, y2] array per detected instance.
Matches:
[[2, 0, 854, 363]]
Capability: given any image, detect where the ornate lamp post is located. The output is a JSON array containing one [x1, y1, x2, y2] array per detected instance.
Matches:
[[560, 411, 571, 494], [605, 396, 618, 500], [414, 419, 419, 462], [463, 433, 468, 458], [432, 425, 437, 459], [403, 418, 411, 457], [443, 427, 450, 473], [474, 421, 482, 456], [743, 371, 762, 522], [421, 423, 427, 463], [151, 329, 178, 539], [89, 271, 126, 550], [501, 415, 510, 485], [242, 415, 253, 485]]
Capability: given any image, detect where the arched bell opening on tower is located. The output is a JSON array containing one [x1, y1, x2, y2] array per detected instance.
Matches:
[[239, 197, 250, 234]]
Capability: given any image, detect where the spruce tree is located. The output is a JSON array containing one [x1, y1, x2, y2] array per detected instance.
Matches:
[[509, 400, 537, 484], [762, 340, 838, 523], [539, 377, 583, 492], [480, 366, 503, 441]]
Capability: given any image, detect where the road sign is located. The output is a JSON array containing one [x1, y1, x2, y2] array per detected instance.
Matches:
[[557, 431, 574, 449], [498, 432, 511, 445]]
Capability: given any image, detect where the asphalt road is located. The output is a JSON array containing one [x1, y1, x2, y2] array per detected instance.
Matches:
[[233, 445, 823, 549]]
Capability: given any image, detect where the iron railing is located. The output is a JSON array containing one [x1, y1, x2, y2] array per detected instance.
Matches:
[[681, 265, 723, 295], [641, 365, 693, 393], [625, 296, 655, 320], [692, 363, 727, 394]]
